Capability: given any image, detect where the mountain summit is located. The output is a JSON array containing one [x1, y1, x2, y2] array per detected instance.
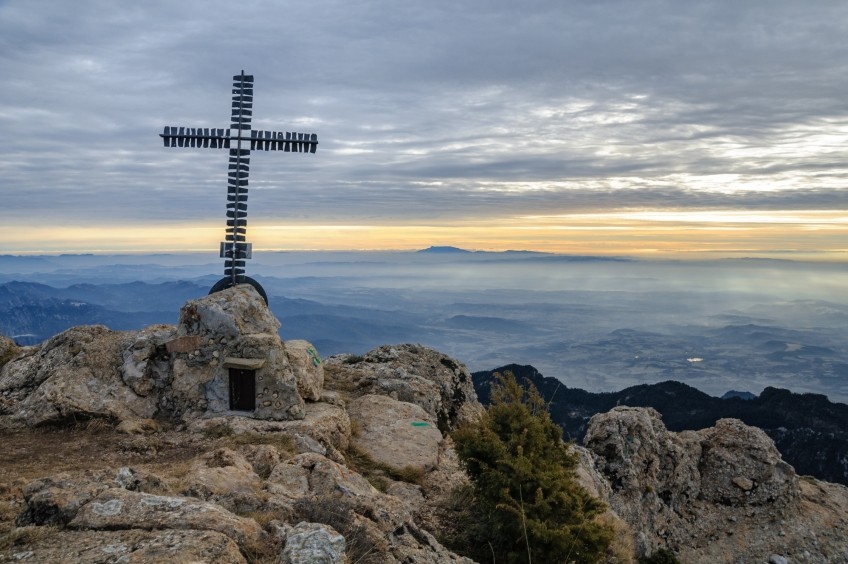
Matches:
[[1, 287, 846, 562]]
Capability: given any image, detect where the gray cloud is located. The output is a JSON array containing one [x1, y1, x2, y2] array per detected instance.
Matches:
[[1, 0, 847, 242]]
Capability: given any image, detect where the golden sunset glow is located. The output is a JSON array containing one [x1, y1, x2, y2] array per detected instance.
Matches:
[[8, 208, 848, 261]]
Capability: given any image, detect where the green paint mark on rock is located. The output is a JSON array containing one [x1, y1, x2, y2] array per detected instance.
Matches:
[[307, 347, 321, 366], [411, 421, 431, 427]]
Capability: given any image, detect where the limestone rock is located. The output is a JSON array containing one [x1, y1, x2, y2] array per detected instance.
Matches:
[[698, 418, 798, 507], [69, 488, 265, 548], [120, 324, 175, 397], [386, 481, 425, 514], [16, 472, 110, 527], [113, 467, 168, 494], [281, 521, 345, 564], [324, 344, 483, 433], [178, 283, 280, 338], [266, 452, 471, 563], [285, 339, 324, 401], [348, 394, 443, 473], [0, 529, 246, 563], [241, 443, 284, 479], [582, 406, 848, 561], [189, 401, 352, 460], [0, 326, 157, 427], [267, 452, 377, 502], [182, 448, 265, 513]]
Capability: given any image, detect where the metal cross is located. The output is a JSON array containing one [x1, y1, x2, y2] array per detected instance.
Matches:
[[159, 70, 318, 303]]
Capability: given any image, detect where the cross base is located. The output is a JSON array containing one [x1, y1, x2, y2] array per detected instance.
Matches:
[[209, 275, 269, 305]]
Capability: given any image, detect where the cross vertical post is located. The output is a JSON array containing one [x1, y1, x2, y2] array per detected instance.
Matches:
[[159, 71, 318, 303]]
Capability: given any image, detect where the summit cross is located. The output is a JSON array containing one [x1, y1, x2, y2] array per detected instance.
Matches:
[[159, 70, 318, 303]]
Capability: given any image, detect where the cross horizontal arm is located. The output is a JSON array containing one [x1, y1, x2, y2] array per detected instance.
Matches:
[[161, 126, 318, 153], [249, 130, 318, 153]]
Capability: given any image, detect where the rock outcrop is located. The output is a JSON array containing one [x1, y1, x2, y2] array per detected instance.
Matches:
[[0, 286, 316, 428], [325, 344, 483, 433], [582, 406, 848, 561], [0, 325, 158, 427]]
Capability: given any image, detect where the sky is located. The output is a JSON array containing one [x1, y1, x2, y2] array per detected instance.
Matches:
[[1, 0, 847, 258]]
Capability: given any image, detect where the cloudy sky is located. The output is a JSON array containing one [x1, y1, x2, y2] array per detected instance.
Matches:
[[1, 0, 847, 258]]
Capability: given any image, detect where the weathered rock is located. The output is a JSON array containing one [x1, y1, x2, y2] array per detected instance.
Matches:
[[120, 324, 176, 397], [281, 521, 345, 564], [267, 452, 377, 503], [698, 418, 798, 507], [182, 448, 265, 513], [348, 394, 443, 473], [267, 452, 472, 563], [69, 488, 265, 548], [386, 481, 425, 514], [16, 472, 110, 527], [324, 344, 483, 432], [0, 326, 157, 426], [0, 286, 333, 430], [189, 401, 351, 460], [582, 406, 848, 561], [241, 443, 284, 479], [0, 529, 246, 563], [114, 467, 169, 494], [285, 340, 324, 402]]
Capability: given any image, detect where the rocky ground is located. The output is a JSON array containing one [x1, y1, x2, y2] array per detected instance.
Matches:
[[1, 286, 847, 563]]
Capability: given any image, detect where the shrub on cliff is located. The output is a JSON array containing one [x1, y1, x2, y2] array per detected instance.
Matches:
[[452, 371, 613, 563]]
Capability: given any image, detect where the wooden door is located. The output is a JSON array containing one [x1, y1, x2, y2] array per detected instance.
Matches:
[[228, 368, 256, 411]]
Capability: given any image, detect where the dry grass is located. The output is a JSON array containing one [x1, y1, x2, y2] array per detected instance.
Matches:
[[344, 443, 426, 490], [599, 511, 636, 564], [322, 364, 362, 399], [349, 418, 363, 438], [0, 343, 21, 368], [200, 423, 297, 457], [0, 526, 56, 552]]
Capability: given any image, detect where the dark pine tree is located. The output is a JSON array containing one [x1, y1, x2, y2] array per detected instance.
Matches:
[[453, 372, 613, 563]]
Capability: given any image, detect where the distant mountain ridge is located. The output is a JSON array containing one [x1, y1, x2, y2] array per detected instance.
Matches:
[[472, 364, 848, 486], [417, 246, 472, 254]]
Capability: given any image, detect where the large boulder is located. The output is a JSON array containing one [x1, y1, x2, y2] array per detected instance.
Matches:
[[16, 472, 111, 527], [348, 394, 443, 473], [0, 529, 246, 563], [182, 448, 265, 514], [0, 326, 158, 427], [68, 488, 266, 548], [324, 344, 483, 433]]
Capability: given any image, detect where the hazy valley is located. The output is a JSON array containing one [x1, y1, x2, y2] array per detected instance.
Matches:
[[2, 249, 847, 403]]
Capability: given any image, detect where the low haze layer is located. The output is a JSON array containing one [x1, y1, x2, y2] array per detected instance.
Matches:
[[2, 251, 847, 402]]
